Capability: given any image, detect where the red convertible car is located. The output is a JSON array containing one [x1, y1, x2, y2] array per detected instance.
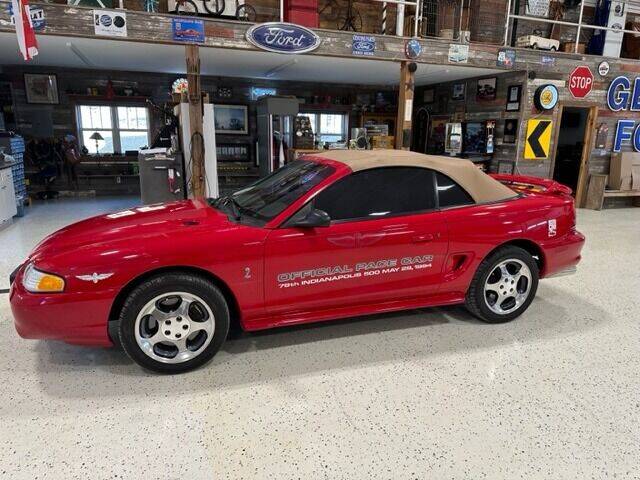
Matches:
[[10, 151, 584, 373]]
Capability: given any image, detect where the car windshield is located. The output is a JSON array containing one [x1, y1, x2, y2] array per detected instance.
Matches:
[[213, 160, 335, 224]]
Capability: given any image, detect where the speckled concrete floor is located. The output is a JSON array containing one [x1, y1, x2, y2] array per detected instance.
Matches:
[[0, 199, 638, 480]]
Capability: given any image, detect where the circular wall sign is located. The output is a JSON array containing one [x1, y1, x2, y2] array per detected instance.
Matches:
[[405, 39, 422, 59], [534, 84, 559, 111], [113, 15, 126, 28], [99, 14, 112, 27], [598, 61, 610, 77]]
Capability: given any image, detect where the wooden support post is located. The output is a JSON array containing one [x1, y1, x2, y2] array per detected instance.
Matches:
[[186, 44, 205, 198], [395, 61, 415, 150]]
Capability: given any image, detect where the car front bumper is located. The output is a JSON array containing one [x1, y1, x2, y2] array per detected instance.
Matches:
[[10, 265, 114, 347]]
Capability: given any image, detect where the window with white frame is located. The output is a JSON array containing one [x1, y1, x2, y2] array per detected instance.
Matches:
[[76, 105, 150, 154], [299, 112, 348, 144]]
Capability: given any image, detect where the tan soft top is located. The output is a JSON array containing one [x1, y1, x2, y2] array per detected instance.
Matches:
[[309, 150, 516, 204]]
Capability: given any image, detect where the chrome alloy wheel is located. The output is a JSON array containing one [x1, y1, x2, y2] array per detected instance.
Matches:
[[134, 292, 215, 364], [483, 259, 532, 315]]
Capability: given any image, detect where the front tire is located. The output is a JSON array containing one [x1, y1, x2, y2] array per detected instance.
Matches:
[[119, 273, 229, 374], [465, 246, 539, 323]]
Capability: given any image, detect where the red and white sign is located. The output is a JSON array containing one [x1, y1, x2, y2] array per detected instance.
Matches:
[[568, 66, 594, 98], [11, 0, 38, 61]]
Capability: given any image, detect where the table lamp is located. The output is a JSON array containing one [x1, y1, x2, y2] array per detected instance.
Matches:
[[89, 131, 104, 154]]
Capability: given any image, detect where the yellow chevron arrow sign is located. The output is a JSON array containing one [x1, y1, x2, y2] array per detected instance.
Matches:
[[524, 119, 553, 159]]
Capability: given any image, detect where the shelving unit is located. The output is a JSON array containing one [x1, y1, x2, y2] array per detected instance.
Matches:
[[76, 155, 140, 195], [0, 134, 26, 213], [218, 163, 260, 194]]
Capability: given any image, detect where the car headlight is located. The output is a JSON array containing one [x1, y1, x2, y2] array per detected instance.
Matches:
[[22, 263, 65, 293]]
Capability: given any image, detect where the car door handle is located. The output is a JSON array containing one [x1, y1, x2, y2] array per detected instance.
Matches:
[[412, 233, 435, 243], [328, 234, 357, 248]]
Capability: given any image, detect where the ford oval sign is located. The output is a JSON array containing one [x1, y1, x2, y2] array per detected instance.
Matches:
[[246, 22, 321, 54]]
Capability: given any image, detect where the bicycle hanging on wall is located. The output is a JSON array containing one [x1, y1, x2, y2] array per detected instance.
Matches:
[[172, 0, 256, 22], [319, 0, 362, 31]]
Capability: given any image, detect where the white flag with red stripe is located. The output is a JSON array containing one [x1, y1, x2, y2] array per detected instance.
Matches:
[[11, 0, 39, 61]]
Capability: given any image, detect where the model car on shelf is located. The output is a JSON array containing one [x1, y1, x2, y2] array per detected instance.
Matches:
[[516, 35, 560, 51], [10, 151, 585, 373]]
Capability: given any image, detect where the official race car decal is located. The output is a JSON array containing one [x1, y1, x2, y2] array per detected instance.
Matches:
[[278, 255, 433, 288]]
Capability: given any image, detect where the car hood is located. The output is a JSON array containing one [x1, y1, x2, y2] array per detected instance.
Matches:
[[28, 199, 233, 268]]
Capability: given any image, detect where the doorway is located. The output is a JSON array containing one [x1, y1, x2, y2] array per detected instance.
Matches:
[[553, 107, 590, 194], [552, 106, 595, 204]]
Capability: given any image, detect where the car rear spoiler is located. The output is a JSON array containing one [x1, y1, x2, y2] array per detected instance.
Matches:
[[490, 174, 573, 196]]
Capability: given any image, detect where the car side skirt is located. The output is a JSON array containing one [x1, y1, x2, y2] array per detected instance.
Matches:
[[241, 291, 466, 331]]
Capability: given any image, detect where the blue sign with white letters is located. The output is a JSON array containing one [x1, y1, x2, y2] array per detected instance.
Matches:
[[352, 35, 376, 56], [540, 55, 556, 67], [8, 5, 45, 30], [607, 75, 640, 152], [251, 87, 277, 100], [246, 22, 321, 54], [172, 18, 205, 44], [405, 38, 422, 59]]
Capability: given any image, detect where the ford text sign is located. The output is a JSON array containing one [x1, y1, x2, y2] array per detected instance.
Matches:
[[607, 75, 640, 152], [246, 22, 321, 54]]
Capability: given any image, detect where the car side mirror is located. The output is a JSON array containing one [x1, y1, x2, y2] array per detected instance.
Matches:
[[290, 208, 331, 228]]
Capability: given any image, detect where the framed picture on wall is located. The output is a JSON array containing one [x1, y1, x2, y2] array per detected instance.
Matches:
[[24, 74, 59, 104], [423, 88, 435, 104], [476, 77, 497, 101], [452, 83, 465, 101], [503, 118, 518, 144], [214, 104, 248, 135], [506, 85, 522, 111]]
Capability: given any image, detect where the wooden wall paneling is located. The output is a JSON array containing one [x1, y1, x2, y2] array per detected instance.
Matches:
[[584, 173, 607, 210], [413, 70, 527, 168], [0, 1, 610, 69]]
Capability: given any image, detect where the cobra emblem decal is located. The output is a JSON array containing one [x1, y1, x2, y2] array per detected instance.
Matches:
[[76, 273, 114, 284]]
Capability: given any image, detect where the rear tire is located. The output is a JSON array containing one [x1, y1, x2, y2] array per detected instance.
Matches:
[[465, 246, 539, 324], [119, 273, 229, 374]]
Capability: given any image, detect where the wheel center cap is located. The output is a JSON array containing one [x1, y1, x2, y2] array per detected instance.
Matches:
[[161, 316, 190, 340]]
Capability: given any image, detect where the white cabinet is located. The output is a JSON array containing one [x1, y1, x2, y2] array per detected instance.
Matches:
[[0, 167, 17, 225]]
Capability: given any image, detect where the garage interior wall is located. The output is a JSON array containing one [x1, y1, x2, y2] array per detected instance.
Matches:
[[413, 70, 526, 173]]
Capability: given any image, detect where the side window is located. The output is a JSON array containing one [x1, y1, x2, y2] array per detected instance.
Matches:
[[436, 172, 474, 208], [313, 167, 436, 222]]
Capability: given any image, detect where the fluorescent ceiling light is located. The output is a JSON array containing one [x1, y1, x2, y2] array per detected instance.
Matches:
[[66, 42, 95, 67], [264, 59, 298, 78]]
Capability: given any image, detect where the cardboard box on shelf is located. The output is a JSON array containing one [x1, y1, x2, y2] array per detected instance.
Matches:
[[370, 135, 394, 149], [561, 42, 586, 53], [609, 152, 640, 191]]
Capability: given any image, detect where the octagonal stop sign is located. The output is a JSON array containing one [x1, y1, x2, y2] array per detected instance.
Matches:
[[568, 66, 594, 98]]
